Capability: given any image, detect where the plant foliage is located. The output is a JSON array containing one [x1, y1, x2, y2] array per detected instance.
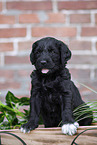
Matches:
[[73, 102, 97, 123], [73, 82, 97, 123], [0, 91, 30, 130]]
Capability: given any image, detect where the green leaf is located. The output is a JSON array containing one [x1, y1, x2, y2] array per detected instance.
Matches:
[[6, 91, 19, 107], [12, 118, 19, 126], [19, 97, 30, 106], [23, 109, 29, 121], [0, 105, 4, 112], [0, 113, 4, 123], [0, 101, 15, 112], [0, 121, 11, 130], [6, 113, 13, 122], [0, 101, 10, 112], [73, 101, 97, 122]]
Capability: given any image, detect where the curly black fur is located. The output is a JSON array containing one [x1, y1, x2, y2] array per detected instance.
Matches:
[[21, 37, 93, 132]]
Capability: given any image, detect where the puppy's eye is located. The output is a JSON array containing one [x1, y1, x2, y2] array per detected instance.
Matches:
[[36, 48, 43, 54]]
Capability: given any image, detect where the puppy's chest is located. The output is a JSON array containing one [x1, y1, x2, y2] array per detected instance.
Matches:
[[40, 78, 62, 106], [40, 77, 60, 92]]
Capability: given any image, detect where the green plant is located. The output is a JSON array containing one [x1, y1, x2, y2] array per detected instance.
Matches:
[[73, 82, 97, 123], [0, 91, 30, 130], [73, 102, 97, 123]]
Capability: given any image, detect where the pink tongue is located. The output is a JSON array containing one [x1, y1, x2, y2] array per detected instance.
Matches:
[[42, 69, 49, 74]]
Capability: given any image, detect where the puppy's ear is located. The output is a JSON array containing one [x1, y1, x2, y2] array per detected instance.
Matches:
[[30, 42, 37, 65], [60, 41, 72, 65]]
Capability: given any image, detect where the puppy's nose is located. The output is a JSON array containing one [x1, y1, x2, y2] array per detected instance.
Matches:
[[40, 60, 47, 64]]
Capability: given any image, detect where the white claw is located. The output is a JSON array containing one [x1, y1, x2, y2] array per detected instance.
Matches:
[[27, 130, 30, 133], [20, 127, 23, 132], [23, 129, 26, 134], [62, 122, 79, 136], [74, 122, 79, 128]]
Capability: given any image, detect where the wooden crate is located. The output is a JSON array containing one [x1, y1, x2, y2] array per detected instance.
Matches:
[[0, 124, 97, 145]]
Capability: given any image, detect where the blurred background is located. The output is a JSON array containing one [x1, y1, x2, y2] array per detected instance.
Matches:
[[0, 0, 97, 103]]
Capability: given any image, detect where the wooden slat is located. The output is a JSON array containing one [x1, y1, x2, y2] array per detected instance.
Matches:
[[0, 124, 97, 145]]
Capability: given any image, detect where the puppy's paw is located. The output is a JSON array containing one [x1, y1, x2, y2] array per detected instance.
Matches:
[[20, 126, 30, 133], [74, 122, 79, 128], [62, 122, 79, 136], [20, 122, 37, 133]]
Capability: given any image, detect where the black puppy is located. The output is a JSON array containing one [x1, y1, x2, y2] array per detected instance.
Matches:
[[20, 37, 93, 135]]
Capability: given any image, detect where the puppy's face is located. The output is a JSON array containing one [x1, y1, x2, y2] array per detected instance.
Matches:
[[30, 37, 71, 74]]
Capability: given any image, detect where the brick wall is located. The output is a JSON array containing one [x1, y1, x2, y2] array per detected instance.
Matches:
[[0, 0, 97, 102]]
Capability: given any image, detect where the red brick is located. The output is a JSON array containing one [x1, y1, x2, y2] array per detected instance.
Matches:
[[19, 14, 39, 24], [0, 28, 26, 38], [58, 1, 97, 10], [70, 68, 90, 80], [95, 14, 97, 24], [0, 2, 2, 11], [80, 81, 97, 94], [69, 40, 91, 50], [7, 1, 52, 11], [0, 43, 13, 52], [79, 81, 97, 102], [18, 41, 32, 51], [70, 14, 90, 23], [17, 70, 31, 77], [5, 56, 30, 64], [81, 27, 97, 36], [69, 55, 97, 65], [0, 81, 20, 90], [0, 70, 14, 79], [0, 14, 15, 24], [32, 27, 76, 37], [45, 13, 66, 23], [83, 93, 97, 102], [79, 85, 91, 95]]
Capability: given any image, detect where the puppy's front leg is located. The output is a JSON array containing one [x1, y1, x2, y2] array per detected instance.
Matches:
[[20, 93, 41, 133], [61, 92, 79, 135]]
